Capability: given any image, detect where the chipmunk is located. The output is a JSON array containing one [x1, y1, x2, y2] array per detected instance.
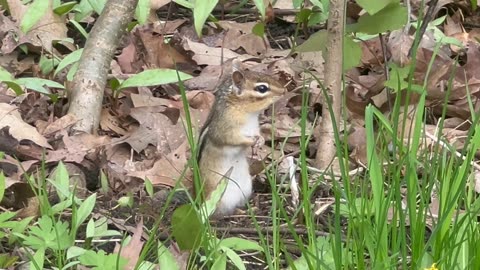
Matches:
[[197, 59, 286, 217]]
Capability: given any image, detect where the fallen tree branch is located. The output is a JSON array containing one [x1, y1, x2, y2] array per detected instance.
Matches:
[[68, 0, 138, 134]]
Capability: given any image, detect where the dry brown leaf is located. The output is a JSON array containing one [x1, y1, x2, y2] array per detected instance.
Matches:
[[116, 221, 144, 270], [113, 106, 184, 154], [128, 141, 188, 186], [183, 38, 239, 66], [42, 114, 77, 136], [100, 109, 128, 136], [261, 114, 305, 140], [47, 132, 109, 163], [345, 84, 372, 116], [0, 51, 35, 75], [16, 196, 40, 218], [271, 0, 296, 22], [443, 117, 469, 130], [103, 144, 146, 190], [360, 37, 383, 66], [133, 28, 195, 71], [183, 65, 222, 91], [150, 0, 171, 9], [172, 90, 215, 110], [130, 93, 171, 107], [216, 21, 270, 56], [297, 51, 325, 74], [152, 19, 187, 35], [5, 0, 73, 53], [388, 29, 412, 66], [346, 126, 368, 165], [168, 243, 189, 270], [117, 41, 138, 74], [0, 103, 51, 148], [444, 12, 464, 37], [0, 11, 21, 54]]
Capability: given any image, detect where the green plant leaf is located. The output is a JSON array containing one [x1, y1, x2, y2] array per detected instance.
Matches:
[[50, 200, 73, 215], [55, 49, 84, 76], [292, 0, 303, 8], [19, 216, 72, 251], [173, 0, 194, 9], [0, 66, 14, 81], [108, 77, 121, 91], [100, 170, 109, 193], [296, 31, 360, 70], [86, 218, 95, 238], [295, 8, 312, 24], [202, 170, 229, 218], [69, 20, 89, 39], [356, 0, 397, 15], [144, 178, 154, 197], [220, 237, 263, 252], [1, 81, 23, 95], [158, 241, 180, 270], [39, 55, 60, 75], [0, 211, 17, 224], [79, 249, 127, 269], [30, 248, 45, 270], [67, 62, 80, 81], [295, 29, 328, 52], [252, 22, 265, 37], [67, 246, 86, 260], [223, 247, 246, 270], [0, 254, 18, 268], [8, 216, 34, 245], [86, 217, 121, 238], [53, 161, 71, 201], [88, 0, 107, 15], [384, 62, 410, 91], [61, 260, 81, 270], [15, 78, 64, 94], [355, 3, 407, 34], [343, 35, 361, 70], [73, 0, 94, 21], [135, 0, 150, 24], [171, 204, 203, 250], [20, 0, 49, 33], [193, 0, 218, 37], [54, 1, 77, 15], [117, 195, 133, 207], [119, 69, 192, 89], [74, 193, 97, 232], [0, 67, 23, 93], [211, 253, 227, 270], [252, 0, 266, 20], [307, 10, 328, 26]]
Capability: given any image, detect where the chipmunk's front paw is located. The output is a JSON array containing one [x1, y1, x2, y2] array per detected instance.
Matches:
[[242, 135, 258, 146]]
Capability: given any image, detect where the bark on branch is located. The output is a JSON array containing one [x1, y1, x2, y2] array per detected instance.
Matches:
[[68, 0, 138, 134], [315, 0, 345, 169]]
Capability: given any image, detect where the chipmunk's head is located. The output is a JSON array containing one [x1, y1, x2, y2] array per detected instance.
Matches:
[[227, 59, 286, 113]]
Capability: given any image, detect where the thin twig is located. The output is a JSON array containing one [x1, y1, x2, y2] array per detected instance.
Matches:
[[407, 0, 439, 58]]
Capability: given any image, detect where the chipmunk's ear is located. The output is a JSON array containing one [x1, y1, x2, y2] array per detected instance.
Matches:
[[231, 59, 245, 95]]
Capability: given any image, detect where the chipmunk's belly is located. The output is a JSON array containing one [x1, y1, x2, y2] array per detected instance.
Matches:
[[218, 146, 252, 214], [241, 112, 260, 137]]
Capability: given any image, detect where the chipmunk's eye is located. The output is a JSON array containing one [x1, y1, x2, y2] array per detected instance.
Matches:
[[255, 83, 270, 93]]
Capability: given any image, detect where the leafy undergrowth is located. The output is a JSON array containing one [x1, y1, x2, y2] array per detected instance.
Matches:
[[1, 0, 480, 269]]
